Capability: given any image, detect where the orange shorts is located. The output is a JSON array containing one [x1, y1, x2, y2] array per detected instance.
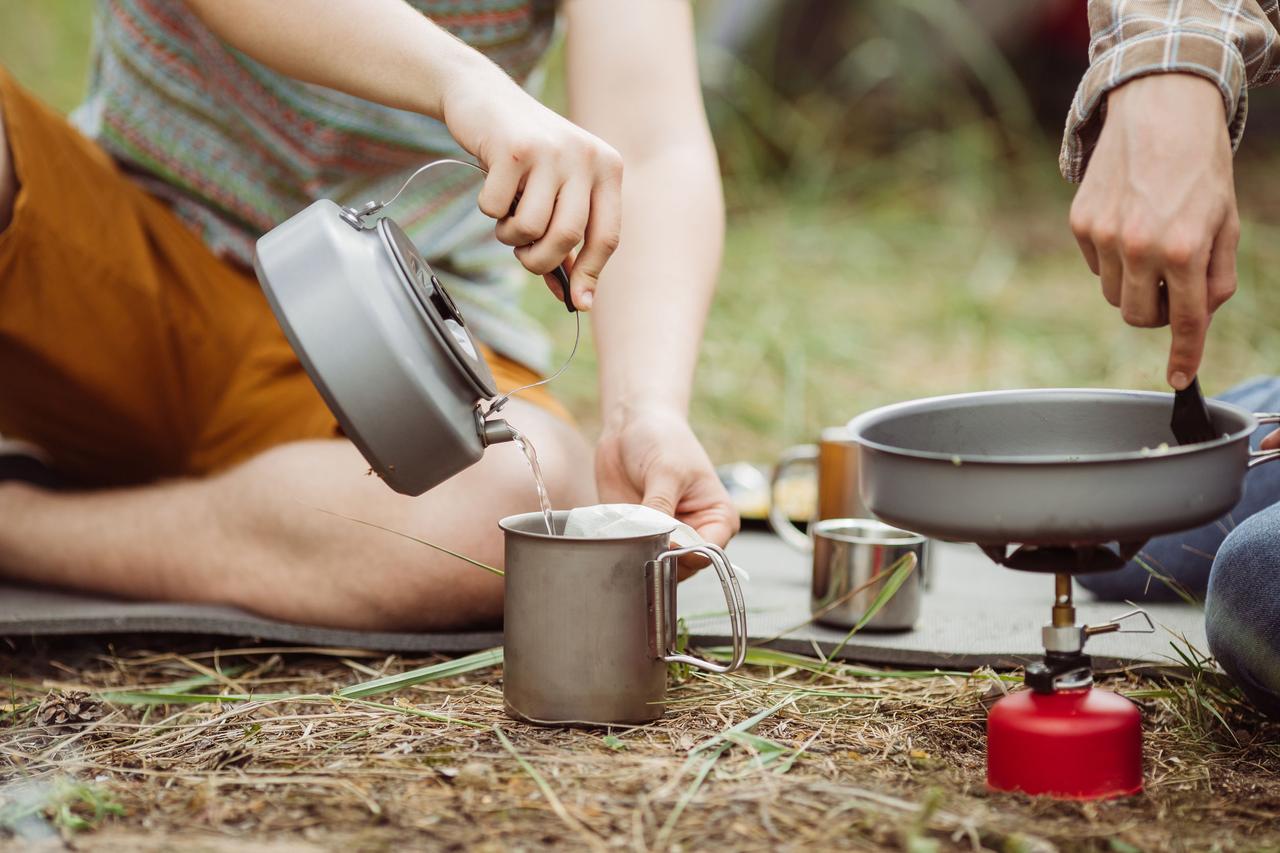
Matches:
[[0, 68, 567, 487]]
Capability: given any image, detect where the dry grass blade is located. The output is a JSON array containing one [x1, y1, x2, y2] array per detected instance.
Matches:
[[335, 647, 503, 698], [337, 696, 488, 729], [822, 551, 917, 664], [655, 695, 798, 848], [493, 726, 606, 851]]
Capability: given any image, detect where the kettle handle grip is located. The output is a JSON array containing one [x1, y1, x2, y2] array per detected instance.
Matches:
[[550, 264, 576, 313]]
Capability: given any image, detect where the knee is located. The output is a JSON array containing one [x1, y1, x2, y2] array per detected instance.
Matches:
[[1205, 513, 1280, 718]]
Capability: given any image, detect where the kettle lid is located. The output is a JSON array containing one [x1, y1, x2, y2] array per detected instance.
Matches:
[[378, 217, 497, 400]]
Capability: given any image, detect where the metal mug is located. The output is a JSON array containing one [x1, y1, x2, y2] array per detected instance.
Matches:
[[769, 427, 864, 552], [771, 426, 935, 590], [500, 511, 748, 726], [810, 519, 925, 632]]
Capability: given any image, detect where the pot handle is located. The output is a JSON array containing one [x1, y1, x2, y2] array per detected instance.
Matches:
[[768, 444, 819, 552], [647, 544, 747, 673], [1248, 413, 1280, 468]]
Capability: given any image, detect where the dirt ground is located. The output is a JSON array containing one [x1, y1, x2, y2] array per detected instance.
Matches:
[[2, 636, 1279, 852]]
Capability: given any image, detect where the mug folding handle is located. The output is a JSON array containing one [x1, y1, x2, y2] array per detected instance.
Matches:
[[646, 544, 747, 673], [768, 444, 818, 552]]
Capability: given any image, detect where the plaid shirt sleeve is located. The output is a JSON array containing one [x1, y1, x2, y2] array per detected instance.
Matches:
[[1061, 0, 1280, 182]]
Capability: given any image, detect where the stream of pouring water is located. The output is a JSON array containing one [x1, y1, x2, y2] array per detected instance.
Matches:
[[509, 427, 556, 535], [489, 309, 580, 537]]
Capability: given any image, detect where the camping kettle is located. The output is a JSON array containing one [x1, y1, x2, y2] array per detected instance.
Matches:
[[253, 159, 573, 496]]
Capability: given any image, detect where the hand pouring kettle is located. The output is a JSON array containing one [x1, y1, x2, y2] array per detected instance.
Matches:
[[253, 159, 574, 496]]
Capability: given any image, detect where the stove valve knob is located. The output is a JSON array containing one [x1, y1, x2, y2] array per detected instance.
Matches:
[[1083, 608, 1155, 639]]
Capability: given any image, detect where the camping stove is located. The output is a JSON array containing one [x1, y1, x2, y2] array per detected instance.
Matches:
[[986, 567, 1153, 800], [844, 389, 1263, 800]]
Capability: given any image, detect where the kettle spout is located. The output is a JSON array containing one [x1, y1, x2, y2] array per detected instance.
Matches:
[[480, 417, 517, 447]]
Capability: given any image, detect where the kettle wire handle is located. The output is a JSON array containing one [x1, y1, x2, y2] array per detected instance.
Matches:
[[339, 158, 575, 312]]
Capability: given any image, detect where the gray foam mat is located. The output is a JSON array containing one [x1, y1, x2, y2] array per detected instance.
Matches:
[[680, 535, 1206, 669], [0, 532, 1206, 669]]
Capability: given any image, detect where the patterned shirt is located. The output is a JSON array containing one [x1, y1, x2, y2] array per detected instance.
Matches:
[[1062, 0, 1280, 183], [74, 0, 558, 370]]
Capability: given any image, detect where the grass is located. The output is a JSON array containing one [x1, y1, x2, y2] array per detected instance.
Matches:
[[2, 638, 1279, 851]]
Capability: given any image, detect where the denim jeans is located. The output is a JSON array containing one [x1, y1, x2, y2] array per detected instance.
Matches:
[[1076, 377, 1280, 717]]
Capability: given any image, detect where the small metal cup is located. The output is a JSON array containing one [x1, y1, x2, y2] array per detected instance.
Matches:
[[810, 519, 925, 632], [500, 511, 747, 726]]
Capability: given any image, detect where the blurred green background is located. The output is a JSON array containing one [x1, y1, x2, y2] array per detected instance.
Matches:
[[4, 0, 1279, 467]]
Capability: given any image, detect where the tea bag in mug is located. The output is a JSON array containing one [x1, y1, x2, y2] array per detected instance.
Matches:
[[563, 504, 749, 579]]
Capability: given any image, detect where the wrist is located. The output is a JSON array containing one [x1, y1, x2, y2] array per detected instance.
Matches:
[[435, 47, 518, 123], [1107, 72, 1225, 120], [601, 394, 688, 431]]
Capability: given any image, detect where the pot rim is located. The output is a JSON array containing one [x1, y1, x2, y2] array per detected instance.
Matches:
[[811, 518, 926, 545], [847, 388, 1254, 467]]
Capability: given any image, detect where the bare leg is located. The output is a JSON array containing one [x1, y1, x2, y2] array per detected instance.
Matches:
[[0, 92, 16, 232], [0, 399, 596, 631]]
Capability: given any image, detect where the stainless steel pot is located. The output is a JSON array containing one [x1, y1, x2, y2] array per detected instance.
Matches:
[[253, 160, 572, 496], [500, 511, 747, 726], [847, 389, 1280, 570]]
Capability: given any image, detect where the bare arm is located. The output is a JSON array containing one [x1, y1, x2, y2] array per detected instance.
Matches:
[[565, 0, 722, 413], [184, 0, 497, 118], [183, 0, 622, 306], [565, 0, 736, 546]]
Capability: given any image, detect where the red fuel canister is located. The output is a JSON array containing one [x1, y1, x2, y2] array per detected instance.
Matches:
[[987, 686, 1142, 800]]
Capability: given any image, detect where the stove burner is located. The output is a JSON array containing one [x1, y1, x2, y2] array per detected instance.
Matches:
[[980, 540, 1145, 573]]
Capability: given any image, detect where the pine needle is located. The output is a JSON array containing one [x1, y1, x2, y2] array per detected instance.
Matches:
[[313, 507, 503, 576]]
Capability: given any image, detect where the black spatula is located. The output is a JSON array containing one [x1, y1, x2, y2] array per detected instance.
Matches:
[[1171, 376, 1217, 445]]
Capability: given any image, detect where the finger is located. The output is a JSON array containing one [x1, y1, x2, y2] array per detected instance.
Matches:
[[1116, 245, 1167, 327], [1097, 243, 1123, 308], [677, 513, 738, 580], [476, 158, 523, 222], [675, 563, 704, 582], [1075, 234, 1101, 276], [1069, 197, 1100, 275], [494, 167, 558, 248], [1163, 260, 1210, 390], [563, 169, 623, 311], [640, 469, 681, 519], [1261, 429, 1280, 451], [514, 176, 589, 275], [1206, 212, 1240, 313], [693, 516, 737, 550], [542, 254, 574, 303]]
